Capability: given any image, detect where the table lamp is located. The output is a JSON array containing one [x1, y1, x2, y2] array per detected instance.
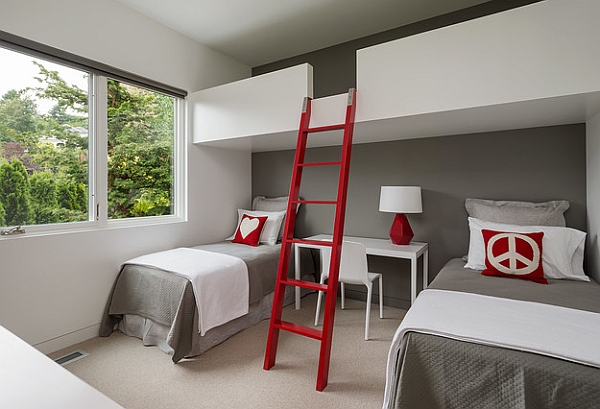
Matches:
[[379, 186, 422, 245]]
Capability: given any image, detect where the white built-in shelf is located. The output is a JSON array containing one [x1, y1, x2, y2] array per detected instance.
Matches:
[[190, 63, 313, 146], [0, 325, 124, 408], [191, 0, 600, 153]]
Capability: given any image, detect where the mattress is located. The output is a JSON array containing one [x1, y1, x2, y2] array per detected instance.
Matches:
[[384, 258, 600, 409], [100, 242, 311, 362]]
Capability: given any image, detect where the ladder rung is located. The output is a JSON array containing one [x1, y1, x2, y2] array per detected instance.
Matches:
[[297, 161, 341, 167], [290, 238, 334, 247], [275, 320, 323, 340], [307, 124, 345, 133], [293, 199, 337, 206], [280, 278, 329, 292]]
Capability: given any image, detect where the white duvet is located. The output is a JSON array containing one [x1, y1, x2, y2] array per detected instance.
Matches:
[[383, 289, 600, 408], [125, 247, 249, 336]]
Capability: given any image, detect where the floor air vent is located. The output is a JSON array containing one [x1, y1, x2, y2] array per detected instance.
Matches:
[[54, 350, 89, 366]]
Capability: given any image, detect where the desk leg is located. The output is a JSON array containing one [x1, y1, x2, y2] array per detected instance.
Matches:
[[294, 244, 301, 310], [411, 256, 417, 306], [423, 249, 429, 289]]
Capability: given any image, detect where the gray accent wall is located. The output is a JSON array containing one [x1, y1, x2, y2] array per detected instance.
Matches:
[[252, 124, 587, 308]]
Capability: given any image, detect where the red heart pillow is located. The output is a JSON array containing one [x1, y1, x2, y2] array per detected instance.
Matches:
[[232, 214, 268, 246], [481, 229, 547, 284]]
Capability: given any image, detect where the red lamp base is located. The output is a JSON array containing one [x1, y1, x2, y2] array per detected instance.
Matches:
[[389, 213, 414, 245]]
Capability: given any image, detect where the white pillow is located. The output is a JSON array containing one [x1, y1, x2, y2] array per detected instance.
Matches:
[[228, 209, 286, 245], [465, 217, 588, 281]]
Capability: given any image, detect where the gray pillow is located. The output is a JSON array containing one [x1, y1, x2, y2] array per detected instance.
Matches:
[[252, 196, 295, 240], [465, 198, 569, 227], [252, 195, 289, 212]]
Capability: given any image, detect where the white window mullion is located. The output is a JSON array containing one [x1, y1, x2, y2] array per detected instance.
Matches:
[[175, 98, 187, 221], [94, 76, 108, 227]]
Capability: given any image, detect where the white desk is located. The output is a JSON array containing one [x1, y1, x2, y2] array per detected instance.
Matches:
[[0, 325, 124, 409], [294, 234, 428, 308]]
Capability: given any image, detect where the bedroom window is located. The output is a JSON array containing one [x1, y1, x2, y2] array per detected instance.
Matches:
[[0, 32, 186, 233], [0, 47, 91, 228], [106, 80, 177, 220]]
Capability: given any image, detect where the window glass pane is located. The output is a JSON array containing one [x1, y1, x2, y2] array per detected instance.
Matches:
[[0, 47, 89, 227], [107, 79, 174, 219]]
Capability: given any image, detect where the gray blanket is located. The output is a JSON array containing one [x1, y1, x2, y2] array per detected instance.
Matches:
[[100, 242, 282, 362], [386, 258, 600, 409]]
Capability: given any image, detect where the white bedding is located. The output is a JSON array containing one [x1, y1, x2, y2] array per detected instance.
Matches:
[[383, 289, 600, 408], [125, 247, 249, 336]]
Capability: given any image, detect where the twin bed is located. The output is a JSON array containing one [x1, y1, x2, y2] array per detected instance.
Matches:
[[100, 196, 311, 362], [383, 199, 600, 409], [100, 241, 285, 362]]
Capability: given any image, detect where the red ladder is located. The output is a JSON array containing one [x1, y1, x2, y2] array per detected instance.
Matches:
[[263, 88, 357, 391]]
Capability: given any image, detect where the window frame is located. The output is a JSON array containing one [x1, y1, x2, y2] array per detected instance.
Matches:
[[0, 32, 187, 236]]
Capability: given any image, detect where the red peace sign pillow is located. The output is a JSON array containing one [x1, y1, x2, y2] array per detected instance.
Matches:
[[232, 214, 268, 246], [481, 229, 547, 284]]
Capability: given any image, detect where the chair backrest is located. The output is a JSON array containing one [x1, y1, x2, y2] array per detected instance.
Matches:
[[320, 246, 331, 277], [339, 241, 370, 285], [321, 241, 369, 286]]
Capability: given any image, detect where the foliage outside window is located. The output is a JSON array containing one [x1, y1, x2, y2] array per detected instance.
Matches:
[[0, 46, 180, 230], [0, 53, 89, 227], [107, 80, 174, 219]]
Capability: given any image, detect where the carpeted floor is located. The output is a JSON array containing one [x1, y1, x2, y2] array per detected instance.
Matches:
[[49, 293, 406, 409]]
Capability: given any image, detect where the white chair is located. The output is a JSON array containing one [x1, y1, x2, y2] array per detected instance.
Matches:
[[314, 241, 383, 340]]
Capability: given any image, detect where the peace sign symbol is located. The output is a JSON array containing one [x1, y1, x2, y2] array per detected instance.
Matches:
[[487, 232, 541, 275]]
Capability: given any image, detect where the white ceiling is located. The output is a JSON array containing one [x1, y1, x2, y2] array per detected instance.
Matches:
[[115, 0, 490, 67]]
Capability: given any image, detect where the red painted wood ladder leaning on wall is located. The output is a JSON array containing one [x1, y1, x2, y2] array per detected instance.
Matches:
[[263, 88, 357, 391]]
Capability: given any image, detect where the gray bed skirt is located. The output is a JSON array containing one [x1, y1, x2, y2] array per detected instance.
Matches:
[[117, 288, 296, 359]]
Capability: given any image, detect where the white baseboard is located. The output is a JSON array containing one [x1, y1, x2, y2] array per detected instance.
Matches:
[[34, 324, 100, 355]]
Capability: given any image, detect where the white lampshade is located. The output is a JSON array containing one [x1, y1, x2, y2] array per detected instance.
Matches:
[[379, 186, 422, 214]]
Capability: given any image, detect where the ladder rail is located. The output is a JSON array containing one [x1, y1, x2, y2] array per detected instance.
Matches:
[[263, 96, 311, 369], [263, 88, 357, 392], [315, 88, 357, 391]]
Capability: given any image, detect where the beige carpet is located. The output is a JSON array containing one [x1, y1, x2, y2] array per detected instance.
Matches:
[[50, 293, 406, 409]]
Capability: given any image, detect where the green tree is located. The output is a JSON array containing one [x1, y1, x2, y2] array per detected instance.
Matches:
[[107, 140, 172, 218], [106, 79, 173, 219], [0, 159, 32, 226], [30, 171, 59, 224], [33, 62, 88, 114], [56, 178, 87, 213], [0, 201, 5, 226], [0, 61, 91, 225], [0, 90, 38, 142], [0, 90, 39, 145], [48, 104, 86, 128]]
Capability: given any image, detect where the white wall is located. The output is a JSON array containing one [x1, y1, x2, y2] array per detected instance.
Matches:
[[0, 0, 252, 352], [587, 113, 600, 283]]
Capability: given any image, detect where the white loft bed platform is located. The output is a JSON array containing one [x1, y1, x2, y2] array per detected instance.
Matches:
[[190, 0, 600, 153]]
